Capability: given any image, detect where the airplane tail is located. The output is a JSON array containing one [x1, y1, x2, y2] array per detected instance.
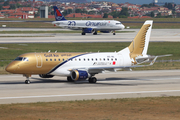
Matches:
[[128, 20, 153, 59], [53, 6, 67, 21]]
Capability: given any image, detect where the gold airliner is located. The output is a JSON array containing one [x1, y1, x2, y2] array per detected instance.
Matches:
[[6, 20, 170, 84]]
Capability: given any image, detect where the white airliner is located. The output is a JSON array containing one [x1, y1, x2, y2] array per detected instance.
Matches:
[[52, 6, 125, 35], [6, 20, 170, 84]]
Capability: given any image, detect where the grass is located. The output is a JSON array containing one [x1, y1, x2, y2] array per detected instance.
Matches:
[[0, 97, 180, 120], [0, 42, 179, 74]]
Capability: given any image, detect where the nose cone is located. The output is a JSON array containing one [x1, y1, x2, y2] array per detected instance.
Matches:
[[5, 63, 16, 73], [121, 24, 125, 29]]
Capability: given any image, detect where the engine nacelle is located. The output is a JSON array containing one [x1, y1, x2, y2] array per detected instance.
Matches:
[[71, 70, 89, 81], [100, 30, 110, 33], [83, 28, 94, 33], [39, 74, 54, 78]]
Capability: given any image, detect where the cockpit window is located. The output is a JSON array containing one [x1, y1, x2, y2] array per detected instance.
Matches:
[[116, 22, 122, 25], [23, 57, 29, 61], [14, 57, 28, 61], [14, 57, 23, 61]]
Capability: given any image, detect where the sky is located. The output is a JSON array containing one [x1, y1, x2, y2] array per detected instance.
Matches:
[[87, 0, 180, 5]]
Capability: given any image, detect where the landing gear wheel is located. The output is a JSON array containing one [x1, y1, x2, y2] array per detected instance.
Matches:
[[113, 33, 116, 35], [82, 32, 86, 35], [67, 76, 74, 82], [88, 77, 97, 83], [25, 80, 30, 84], [93, 31, 97, 35]]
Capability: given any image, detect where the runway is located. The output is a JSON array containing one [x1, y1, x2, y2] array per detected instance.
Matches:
[[0, 70, 180, 104], [0, 29, 180, 43]]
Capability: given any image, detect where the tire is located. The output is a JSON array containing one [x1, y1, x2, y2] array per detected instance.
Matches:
[[25, 80, 30, 84], [67, 76, 74, 82], [89, 77, 97, 83], [82, 32, 86, 35]]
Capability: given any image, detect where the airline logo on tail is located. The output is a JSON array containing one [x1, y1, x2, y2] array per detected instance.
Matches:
[[54, 6, 67, 21]]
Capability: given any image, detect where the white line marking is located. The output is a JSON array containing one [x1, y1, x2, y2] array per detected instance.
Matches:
[[0, 90, 180, 100]]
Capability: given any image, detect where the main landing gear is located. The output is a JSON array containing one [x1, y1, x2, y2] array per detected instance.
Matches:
[[67, 76, 74, 82], [81, 32, 86, 35], [113, 30, 116, 35], [24, 74, 31, 84], [88, 77, 97, 83], [67, 76, 97, 83], [93, 31, 97, 35]]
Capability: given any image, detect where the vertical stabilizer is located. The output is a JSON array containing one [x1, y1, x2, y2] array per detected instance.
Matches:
[[53, 6, 67, 21], [128, 20, 153, 59]]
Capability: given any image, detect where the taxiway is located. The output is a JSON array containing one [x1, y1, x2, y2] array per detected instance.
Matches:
[[0, 70, 180, 104], [0, 29, 180, 43]]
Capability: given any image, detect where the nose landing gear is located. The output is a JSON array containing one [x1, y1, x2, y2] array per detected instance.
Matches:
[[23, 74, 31, 84]]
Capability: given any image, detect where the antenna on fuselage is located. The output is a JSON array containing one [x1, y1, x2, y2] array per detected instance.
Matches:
[[48, 50, 51, 53]]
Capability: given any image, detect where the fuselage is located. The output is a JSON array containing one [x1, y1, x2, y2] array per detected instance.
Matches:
[[52, 20, 125, 30], [6, 50, 132, 76]]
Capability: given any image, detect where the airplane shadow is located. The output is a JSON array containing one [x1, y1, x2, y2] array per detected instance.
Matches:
[[0, 77, 155, 86]]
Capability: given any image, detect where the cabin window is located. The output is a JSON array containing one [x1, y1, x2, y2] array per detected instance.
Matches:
[[84, 59, 85, 61], [103, 58, 105, 61], [99, 58, 101, 61], [50, 59, 52, 61], [111, 58, 113, 61], [79, 59, 81, 61], [92, 58, 93, 61], [88, 59, 89, 61], [46, 59, 48, 61], [115, 58, 117, 61], [63, 59, 65, 61], [58, 59, 60, 61], [96, 58, 97, 61], [107, 58, 109, 61], [54, 59, 56, 61]]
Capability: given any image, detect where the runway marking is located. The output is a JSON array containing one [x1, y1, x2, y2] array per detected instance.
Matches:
[[0, 90, 180, 100]]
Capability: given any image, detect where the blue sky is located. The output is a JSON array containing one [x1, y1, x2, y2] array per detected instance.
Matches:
[[88, 0, 180, 5]]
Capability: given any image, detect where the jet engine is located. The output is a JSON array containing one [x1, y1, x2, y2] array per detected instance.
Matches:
[[83, 28, 95, 33], [71, 70, 89, 81], [39, 74, 54, 78]]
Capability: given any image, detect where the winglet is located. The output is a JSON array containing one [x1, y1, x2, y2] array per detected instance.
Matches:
[[53, 6, 67, 21]]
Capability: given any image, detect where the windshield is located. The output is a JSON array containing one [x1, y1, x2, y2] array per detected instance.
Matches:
[[116, 22, 122, 25], [14, 57, 28, 61]]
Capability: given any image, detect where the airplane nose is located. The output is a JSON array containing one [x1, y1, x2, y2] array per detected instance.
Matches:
[[5, 64, 16, 73], [122, 24, 125, 29]]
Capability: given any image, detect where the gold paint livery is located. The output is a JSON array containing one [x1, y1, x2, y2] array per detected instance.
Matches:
[[6, 20, 171, 84], [6, 52, 85, 74]]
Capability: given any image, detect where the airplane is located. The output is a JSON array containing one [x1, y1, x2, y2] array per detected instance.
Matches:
[[6, 20, 171, 84], [52, 6, 125, 35]]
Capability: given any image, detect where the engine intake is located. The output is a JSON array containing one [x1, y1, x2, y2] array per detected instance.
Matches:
[[71, 70, 89, 81]]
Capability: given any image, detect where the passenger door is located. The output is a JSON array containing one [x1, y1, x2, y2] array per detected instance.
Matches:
[[35, 54, 43, 68]]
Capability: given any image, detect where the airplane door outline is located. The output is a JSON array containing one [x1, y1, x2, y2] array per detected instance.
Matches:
[[35, 54, 43, 68]]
